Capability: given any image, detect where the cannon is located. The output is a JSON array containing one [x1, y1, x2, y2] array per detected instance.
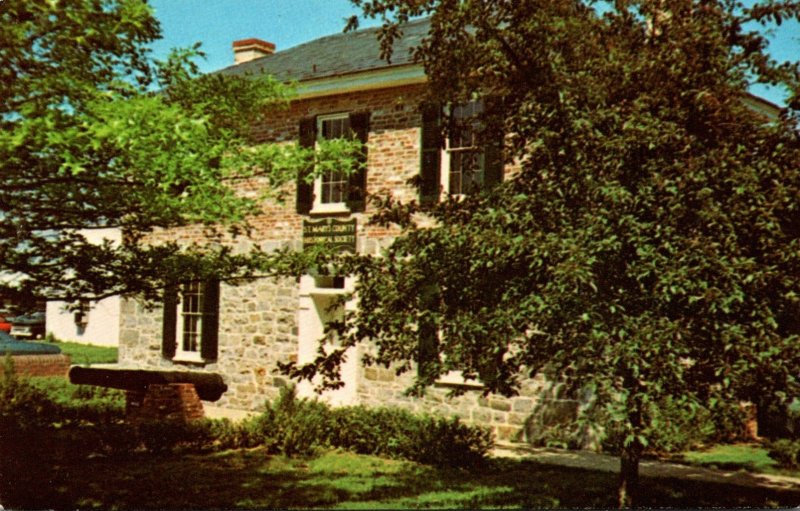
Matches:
[[69, 366, 228, 402]]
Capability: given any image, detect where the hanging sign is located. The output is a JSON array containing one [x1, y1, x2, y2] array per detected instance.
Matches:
[[302, 218, 357, 253]]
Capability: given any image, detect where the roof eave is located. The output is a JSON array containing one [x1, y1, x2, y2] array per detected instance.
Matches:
[[295, 64, 426, 99]]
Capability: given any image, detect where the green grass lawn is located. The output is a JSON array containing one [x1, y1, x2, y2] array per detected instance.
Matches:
[[676, 443, 800, 478], [3, 443, 799, 509], [48, 340, 118, 365]]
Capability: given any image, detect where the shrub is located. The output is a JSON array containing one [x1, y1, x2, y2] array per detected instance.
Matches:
[[227, 387, 493, 466], [528, 421, 586, 450], [28, 377, 125, 423], [328, 404, 493, 467], [0, 357, 60, 431], [329, 406, 411, 456], [599, 398, 746, 455], [3, 371, 493, 468], [208, 417, 256, 450], [401, 414, 494, 467], [248, 386, 335, 457], [767, 439, 800, 468]]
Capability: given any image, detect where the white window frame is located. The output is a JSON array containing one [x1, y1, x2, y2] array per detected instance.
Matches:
[[173, 281, 205, 363], [440, 101, 486, 197], [311, 113, 352, 214]]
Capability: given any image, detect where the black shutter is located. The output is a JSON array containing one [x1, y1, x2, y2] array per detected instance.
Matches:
[[347, 111, 370, 212], [483, 96, 505, 188], [161, 282, 178, 359], [419, 104, 442, 205], [200, 279, 220, 361], [296, 117, 317, 214], [417, 283, 440, 379]]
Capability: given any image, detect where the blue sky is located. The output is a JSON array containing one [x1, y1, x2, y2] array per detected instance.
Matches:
[[149, 0, 798, 106], [148, 0, 379, 73]]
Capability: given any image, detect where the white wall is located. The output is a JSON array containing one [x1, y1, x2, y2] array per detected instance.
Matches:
[[47, 296, 120, 347], [296, 275, 358, 406], [46, 227, 122, 347]]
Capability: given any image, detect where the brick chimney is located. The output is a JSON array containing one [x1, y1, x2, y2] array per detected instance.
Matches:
[[233, 38, 275, 65]]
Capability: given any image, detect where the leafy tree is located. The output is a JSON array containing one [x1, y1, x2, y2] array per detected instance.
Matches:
[[284, 0, 800, 506], [0, 0, 360, 305]]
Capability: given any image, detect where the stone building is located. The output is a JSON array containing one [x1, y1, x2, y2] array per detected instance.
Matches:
[[117, 18, 584, 441]]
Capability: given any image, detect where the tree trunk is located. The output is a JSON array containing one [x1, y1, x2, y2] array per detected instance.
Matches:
[[618, 439, 642, 508], [618, 369, 644, 508]]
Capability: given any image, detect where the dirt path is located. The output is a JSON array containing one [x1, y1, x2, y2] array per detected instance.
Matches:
[[492, 442, 800, 492]]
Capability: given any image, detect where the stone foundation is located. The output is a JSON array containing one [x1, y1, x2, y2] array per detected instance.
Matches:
[[126, 383, 205, 422]]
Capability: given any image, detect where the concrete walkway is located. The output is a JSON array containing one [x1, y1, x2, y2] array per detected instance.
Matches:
[[492, 442, 800, 492]]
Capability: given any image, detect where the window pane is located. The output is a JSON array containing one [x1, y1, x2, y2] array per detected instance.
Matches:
[[180, 281, 204, 353], [318, 115, 352, 205], [321, 169, 348, 204], [321, 117, 350, 140], [447, 101, 485, 195]]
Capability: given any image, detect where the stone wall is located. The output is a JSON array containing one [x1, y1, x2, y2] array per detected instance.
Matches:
[[119, 277, 299, 410], [358, 365, 554, 441]]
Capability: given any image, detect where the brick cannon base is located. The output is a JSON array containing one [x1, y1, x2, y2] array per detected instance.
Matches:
[[126, 383, 205, 422]]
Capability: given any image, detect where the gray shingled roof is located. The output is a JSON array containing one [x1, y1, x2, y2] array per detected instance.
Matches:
[[220, 18, 429, 81]]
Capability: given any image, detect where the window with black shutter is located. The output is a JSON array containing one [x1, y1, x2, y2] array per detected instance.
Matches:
[[418, 99, 504, 202], [162, 279, 220, 363], [295, 111, 370, 215]]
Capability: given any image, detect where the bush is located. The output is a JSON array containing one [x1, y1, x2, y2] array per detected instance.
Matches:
[[220, 386, 493, 467], [3, 371, 493, 468], [329, 406, 411, 456], [599, 398, 747, 455], [402, 414, 493, 467], [28, 376, 125, 423], [0, 357, 60, 431], [246, 386, 335, 457], [329, 405, 493, 467], [767, 439, 800, 468]]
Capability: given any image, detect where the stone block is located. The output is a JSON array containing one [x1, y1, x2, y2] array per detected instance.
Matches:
[[512, 398, 535, 413], [508, 412, 527, 426], [489, 399, 512, 412], [492, 411, 508, 423], [472, 409, 492, 423]]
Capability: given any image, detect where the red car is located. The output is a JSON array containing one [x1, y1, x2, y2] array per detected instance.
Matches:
[[0, 315, 11, 334]]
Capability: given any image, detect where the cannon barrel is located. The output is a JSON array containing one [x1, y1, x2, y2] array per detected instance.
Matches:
[[69, 366, 227, 402]]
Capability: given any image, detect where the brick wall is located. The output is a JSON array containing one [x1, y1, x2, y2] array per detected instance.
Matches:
[[0, 354, 72, 378], [126, 383, 204, 422], [143, 84, 427, 250]]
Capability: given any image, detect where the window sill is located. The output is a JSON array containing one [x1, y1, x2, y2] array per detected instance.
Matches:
[[172, 353, 207, 366], [309, 288, 348, 297], [310, 203, 350, 216], [434, 370, 484, 390]]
